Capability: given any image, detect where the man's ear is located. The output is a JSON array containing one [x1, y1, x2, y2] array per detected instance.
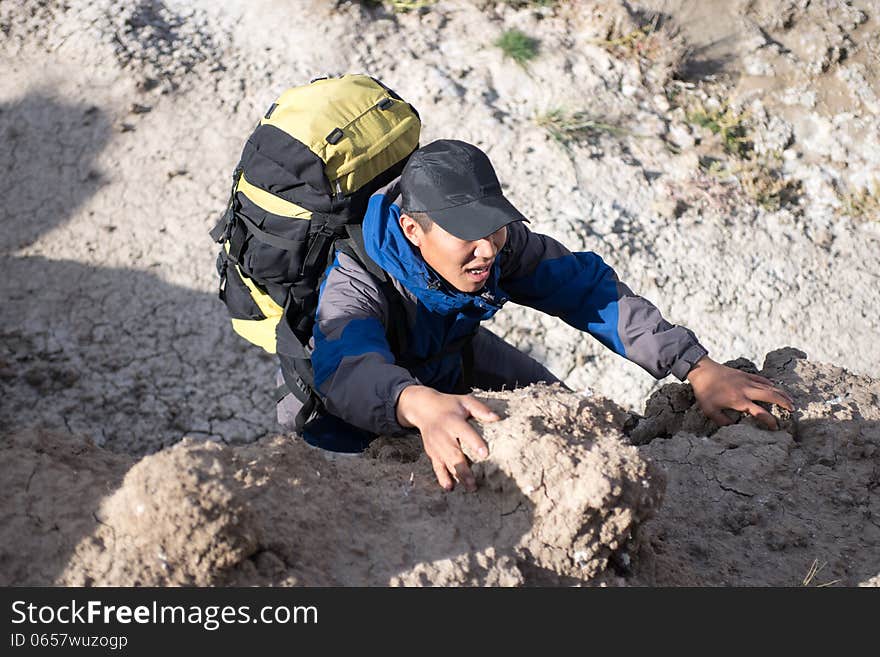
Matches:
[[399, 213, 422, 248]]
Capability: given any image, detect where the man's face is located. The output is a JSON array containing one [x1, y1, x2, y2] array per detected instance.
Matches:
[[400, 215, 507, 293]]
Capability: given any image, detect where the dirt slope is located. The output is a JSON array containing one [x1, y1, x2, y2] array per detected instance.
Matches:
[[1, 1, 878, 586], [4, 386, 663, 586], [2, 350, 877, 586], [631, 348, 880, 586]]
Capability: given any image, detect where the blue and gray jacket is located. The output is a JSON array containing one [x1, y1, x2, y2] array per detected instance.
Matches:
[[311, 181, 708, 436]]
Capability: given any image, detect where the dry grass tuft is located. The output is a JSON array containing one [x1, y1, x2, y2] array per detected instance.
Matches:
[[591, 10, 690, 89], [535, 108, 627, 147], [802, 558, 841, 587], [836, 180, 880, 222], [686, 99, 751, 159]]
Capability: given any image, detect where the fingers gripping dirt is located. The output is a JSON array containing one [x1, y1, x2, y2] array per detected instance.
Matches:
[[688, 357, 795, 430], [398, 386, 497, 492]]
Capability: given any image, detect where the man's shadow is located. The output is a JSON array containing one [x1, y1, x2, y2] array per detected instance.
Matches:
[[0, 93, 275, 585], [1, 93, 278, 455]]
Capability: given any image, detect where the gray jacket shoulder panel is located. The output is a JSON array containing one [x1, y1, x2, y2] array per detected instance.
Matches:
[[317, 250, 391, 332]]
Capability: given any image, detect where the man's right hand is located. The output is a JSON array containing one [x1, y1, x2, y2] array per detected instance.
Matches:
[[396, 385, 499, 492]]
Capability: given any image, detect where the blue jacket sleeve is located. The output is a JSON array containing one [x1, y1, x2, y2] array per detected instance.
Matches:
[[499, 221, 707, 380]]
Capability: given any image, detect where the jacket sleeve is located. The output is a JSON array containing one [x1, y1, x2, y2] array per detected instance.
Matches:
[[499, 221, 708, 380], [311, 251, 419, 435]]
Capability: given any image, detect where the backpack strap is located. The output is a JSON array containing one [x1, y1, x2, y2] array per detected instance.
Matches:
[[210, 167, 243, 243], [209, 215, 227, 243], [274, 294, 325, 432], [275, 218, 412, 433], [336, 226, 409, 357], [236, 213, 305, 251], [343, 223, 388, 283]]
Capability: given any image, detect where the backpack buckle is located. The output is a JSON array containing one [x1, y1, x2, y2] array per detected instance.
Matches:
[[209, 210, 229, 243], [301, 226, 336, 273]]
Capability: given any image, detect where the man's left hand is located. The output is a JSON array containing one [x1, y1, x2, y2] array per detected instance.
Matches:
[[686, 356, 795, 430]]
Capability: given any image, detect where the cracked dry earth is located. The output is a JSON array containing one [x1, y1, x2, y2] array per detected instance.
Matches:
[[1, 349, 878, 586], [629, 348, 880, 587]]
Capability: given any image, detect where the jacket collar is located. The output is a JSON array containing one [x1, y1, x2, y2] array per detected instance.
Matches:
[[362, 183, 505, 316]]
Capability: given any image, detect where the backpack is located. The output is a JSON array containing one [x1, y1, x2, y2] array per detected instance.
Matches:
[[210, 74, 421, 430]]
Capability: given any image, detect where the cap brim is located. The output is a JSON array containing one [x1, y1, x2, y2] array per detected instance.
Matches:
[[426, 194, 529, 241]]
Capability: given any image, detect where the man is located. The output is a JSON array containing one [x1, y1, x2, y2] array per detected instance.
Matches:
[[294, 139, 793, 492]]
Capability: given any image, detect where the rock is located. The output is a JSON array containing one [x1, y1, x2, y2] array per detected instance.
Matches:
[[667, 122, 695, 149], [753, 114, 794, 156], [860, 574, 880, 587]]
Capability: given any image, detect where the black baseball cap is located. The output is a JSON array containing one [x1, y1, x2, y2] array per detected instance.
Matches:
[[400, 139, 528, 241]]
